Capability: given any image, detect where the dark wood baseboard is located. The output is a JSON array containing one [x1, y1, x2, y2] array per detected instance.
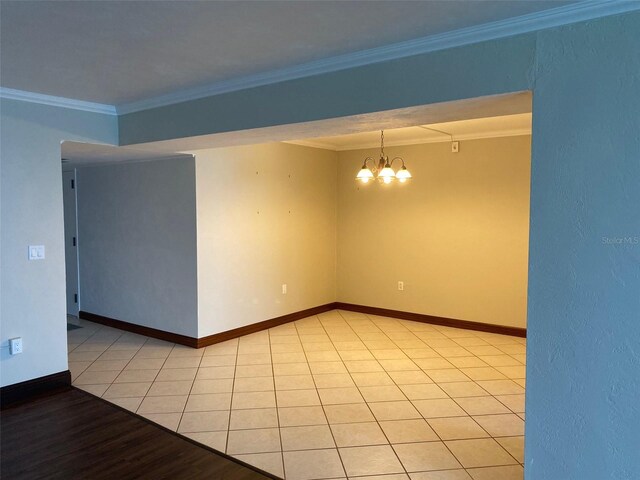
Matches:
[[79, 303, 338, 349], [195, 303, 337, 348], [1, 370, 72, 409], [335, 302, 527, 338], [79, 311, 200, 347]]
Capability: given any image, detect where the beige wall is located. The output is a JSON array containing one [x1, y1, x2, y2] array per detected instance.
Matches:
[[194, 143, 338, 337], [337, 135, 531, 328]]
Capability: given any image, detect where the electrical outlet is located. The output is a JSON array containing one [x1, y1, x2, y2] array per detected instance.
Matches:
[[282, 284, 287, 294], [398, 281, 404, 291], [451, 141, 459, 153], [9, 337, 23, 355], [28, 245, 45, 260]]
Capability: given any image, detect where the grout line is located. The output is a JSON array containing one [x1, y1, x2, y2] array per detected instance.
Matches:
[[267, 326, 286, 477]]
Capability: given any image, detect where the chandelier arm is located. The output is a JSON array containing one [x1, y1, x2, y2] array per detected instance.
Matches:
[[390, 157, 406, 170], [362, 157, 377, 169]]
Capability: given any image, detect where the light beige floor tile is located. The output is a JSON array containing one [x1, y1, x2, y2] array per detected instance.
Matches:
[[477, 355, 522, 367], [331, 422, 388, 447], [359, 385, 406, 403], [399, 384, 448, 400], [232, 391, 276, 409], [162, 356, 201, 369], [270, 343, 305, 354], [402, 348, 440, 359], [497, 344, 526, 355], [459, 367, 506, 381], [340, 445, 404, 476], [379, 359, 420, 372], [324, 403, 375, 424], [234, 452, 284, 477], [351, 372, 395, 387], [141, 412, 181, 431], [138, 395, 188, 414], [169, 346, 204, 358], [75, 384, 110, 397], [155, 368, 197, 382], [276, 388, 321, 407], [199, 355, 236, 367], [369, 401, 421, 421], [345, 360, 384, 373], [205, 343, 238, 356], [379, 419, 439, 443], [134, 348, 172, 359], [356, 475, 409, 480], [108, 396, 144, 412], [472, 414, 524, 437], [185, 393, 232, 412], [388, 371, 433, 385], [235, 364, 273, 378], [229, 407, 278, 429], [191, 378, 234, 394], [125, 358, 166, 370], [475, 380, 524, 396], [196, 366, 235, 379], [283, 448, 345, 480], [333, 341, 367, 351], [371, 349, 408, 360], [438, 382, 488, 398], [233, 376, 275, 392], [413, 399, 468, 418], [495, 394, 525, 413], [275, 374, 316, 390], [445, 439, 517, 468], [453, 397, 511, 416], [393, 441, 462, 472], [86, 359, 129, 371], [273, 362, 311, 376], [74, 370, 120, 385], [113, 368, 159, 383], [496, 436, 524, 463], [465, 346, 504, 356], [178, 410, 229, 433], [309, 362, 348, 374], [433, 347, 472, 358], [313, 373, 355, 389], [184, 431, 228, 452], [272, 352, 307, 364], [409, 469, 471, 480], [363, 341, 398, 350], [147, 380, 193, 396], [236, 343, 270, 354], [414, 358, 455, 370], [306, 350, 342, 362], [278, 406, 327, 427], [428, 417, 489, 440], [303, 342, 336, 352], [448, 357, 489, 369], [466, 465, 524, 480], [237, 353, 272, 366], [339, 350, 375, 361], [319, 387, 365, 405], [494, 366, 526, 379], [227, 427, 281, 454], [69, 361, 92, 381], [103, 382, 152, 398], [423, 369, 470, 383], [68, 351, 102, 362], [281, 424, 336, 450]]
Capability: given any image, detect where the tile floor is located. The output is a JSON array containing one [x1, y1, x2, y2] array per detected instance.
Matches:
[[68, 310, 526, 480]]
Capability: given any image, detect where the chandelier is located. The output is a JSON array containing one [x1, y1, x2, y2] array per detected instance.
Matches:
[[355, 130, 412, 184]]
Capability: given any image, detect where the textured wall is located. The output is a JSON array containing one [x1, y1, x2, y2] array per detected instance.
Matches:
[[194, 143, 337, 337], [76, 158, 198, 337], [337, 136, 531, 328], [0, 99, 117, 386], [526, 13, 640, 479]]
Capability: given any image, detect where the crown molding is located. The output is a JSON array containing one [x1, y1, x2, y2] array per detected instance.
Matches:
[[116, 0, 640, 115], [284, 128, 531, 151], [0, 87, 117, 115]]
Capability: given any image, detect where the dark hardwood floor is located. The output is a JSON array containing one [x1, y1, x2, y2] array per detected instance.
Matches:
[[1, 388, 278, 480]]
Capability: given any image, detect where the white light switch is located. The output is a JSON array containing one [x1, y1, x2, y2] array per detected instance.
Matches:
[[282, 284, 287, 294], [28, 245, 45, 260], [9, 337, 23, 355]]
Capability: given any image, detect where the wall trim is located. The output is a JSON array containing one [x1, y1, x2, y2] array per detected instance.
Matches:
[[1, 370, 72, 409], [0, 87, 117, 115], [116, 0, 638, 115], [79, 311, 200, 347], [335, 302, 527, 338], [79, 303, 338, 348]]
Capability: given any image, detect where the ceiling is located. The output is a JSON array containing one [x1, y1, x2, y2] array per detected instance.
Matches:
[[286, 113, 531, 151], [1, 0, 574, 106], [62, 92, 531, 165]]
